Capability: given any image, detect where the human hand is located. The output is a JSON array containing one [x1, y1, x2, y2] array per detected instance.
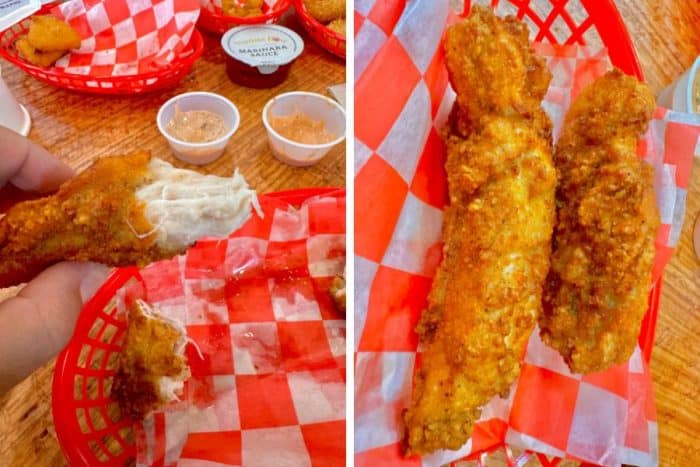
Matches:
[[0, 127, 110, 394]]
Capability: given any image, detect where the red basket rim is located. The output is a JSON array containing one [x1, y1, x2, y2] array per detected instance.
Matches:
[[291, 0, 346, 57], [51, 186, 344, 467], [0, 3, 204, 91], [199, 0, 293, 27]]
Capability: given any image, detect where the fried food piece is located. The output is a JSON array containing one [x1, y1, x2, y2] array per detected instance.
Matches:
[[15, 38, 66, 68], [222, 0, 263, 17], [0, 151, 258, 288], [327, 18, 346, 36], [304, 0, 345, 23], [27, 15, 81, 52], [539, 70, 658, 374], [111, 300, 190, 419], [403, 7, 555, 455], [329, 270, 346, 312]]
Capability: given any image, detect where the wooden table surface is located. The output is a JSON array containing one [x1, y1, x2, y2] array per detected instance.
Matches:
[[0, 11, 345, 466]]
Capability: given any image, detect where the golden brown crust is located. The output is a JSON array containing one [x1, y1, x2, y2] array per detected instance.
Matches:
[[111, 301, 189, 420], [539, 70, 658, 374], [27, 15, 81, 51], [15, 38, 65, 68], [403, 7, 556, 455], [303, 0, 345, 24], [0, 151, 176, 287]]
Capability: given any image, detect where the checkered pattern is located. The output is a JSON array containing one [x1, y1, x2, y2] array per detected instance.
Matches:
[[115, 192, 346, 466], [354, 1, 700, 466], [49, 0, 200, 76]]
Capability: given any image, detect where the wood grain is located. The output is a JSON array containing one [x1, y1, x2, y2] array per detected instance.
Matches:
[[452, 0, 700, 465], [0, 11, 345, 466]]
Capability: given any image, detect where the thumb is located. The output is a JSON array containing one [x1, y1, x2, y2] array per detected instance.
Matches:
[[0, 262, 111, 394]]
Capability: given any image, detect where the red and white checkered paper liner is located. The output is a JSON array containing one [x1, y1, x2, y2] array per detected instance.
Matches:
[[115, 192, 346, 466], [202, 0, 278, 17], [49, 0, 199, 77], [354, 1, 700, 466]]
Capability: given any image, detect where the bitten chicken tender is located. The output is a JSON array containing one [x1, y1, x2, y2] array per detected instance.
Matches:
[[303, 0, 345, 23], [15, 38, 66, 68], [0, 151, 258, 288], [403, 7, 555, 455], [111, 300, 190, 419], [539, 70, 658, 374], [27, 15, 81, 52]]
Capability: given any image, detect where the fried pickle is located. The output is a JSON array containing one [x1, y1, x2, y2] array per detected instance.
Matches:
[[27, 15, 81, 51], [539, 70, 658, 374], [111, 300, 190, 419], [0, 151, 258, 288], [403, 7, 555, 455], [303, 0, 345, 23], [16, 38, 66, 68]]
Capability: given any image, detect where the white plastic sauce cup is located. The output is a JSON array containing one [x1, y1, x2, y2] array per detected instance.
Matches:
[[157, 92, 240, 165], [658, 56, 699, 114], [0, 63, 31, 136], [262, 91, 346, 167]]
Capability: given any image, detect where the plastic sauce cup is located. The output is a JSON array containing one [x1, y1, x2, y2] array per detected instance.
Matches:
[[221, 25, 304, 89], [157, 92, 240, 165], [658, 56, 700, 114], [262, 91, 346, 167]]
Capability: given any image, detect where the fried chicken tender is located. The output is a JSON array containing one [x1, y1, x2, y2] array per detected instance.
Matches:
[[27, 15, 81, 52], [15, 38, 66, 68], [303, 0, 345, 23], [403, 7, 556, 455], [111, 300, 190, 420], [539, 70, 658, 374], [0, 151, 258, 288]]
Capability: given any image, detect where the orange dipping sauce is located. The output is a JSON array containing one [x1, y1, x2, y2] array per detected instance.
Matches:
[[268, 110, 336, 145]]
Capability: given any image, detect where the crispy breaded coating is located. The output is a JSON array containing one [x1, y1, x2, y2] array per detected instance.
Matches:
[[0, 151, 174, 288], [27, 15, 81, 52], [222, 0, 263, 17], [443, 6, 551, 137], [303, 0, 345, 23], [539, 70, 658, 374], [111, 300, 190, 420], [403, 7, 555, 455], [327, 17, 346, 36], [15, 38, 66, 68]]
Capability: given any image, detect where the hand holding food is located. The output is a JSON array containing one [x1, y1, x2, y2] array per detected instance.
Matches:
[[539, 70, 658, 374], [0, 128, 110, 394], [0, 150, 259, 288], [403, 7, 556, 455], [16, 15, 81, 68]]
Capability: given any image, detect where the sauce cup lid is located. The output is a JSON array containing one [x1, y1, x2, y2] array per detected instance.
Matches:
[[221, 25, 304, 73]]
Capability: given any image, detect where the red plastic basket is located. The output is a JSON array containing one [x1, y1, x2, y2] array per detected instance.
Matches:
[[197, 0, 292, 35], [51, 187, 343, 466], [292, 0, 346, 58], [0, 4, 204, 95]]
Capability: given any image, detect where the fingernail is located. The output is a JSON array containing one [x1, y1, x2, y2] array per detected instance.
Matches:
[[80, 264, 112, 303]]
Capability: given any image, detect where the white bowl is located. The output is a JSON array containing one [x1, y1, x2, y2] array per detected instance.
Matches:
[[157, 92, 240, 165], [262, 91, 346, 167], [658, 56, 699, 114], [0, 63, 31, 136]]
